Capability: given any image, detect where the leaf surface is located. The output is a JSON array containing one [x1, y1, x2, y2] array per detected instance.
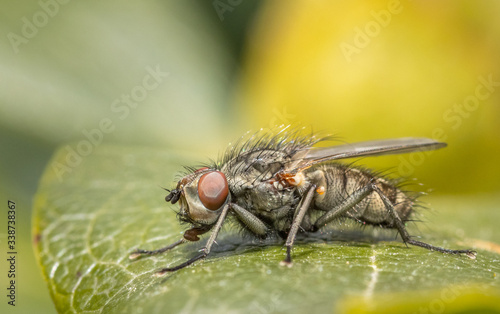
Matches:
[[33, 144, 500, 313]]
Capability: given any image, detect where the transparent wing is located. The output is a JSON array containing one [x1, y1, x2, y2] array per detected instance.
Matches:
[[287, 138, 447, 171]]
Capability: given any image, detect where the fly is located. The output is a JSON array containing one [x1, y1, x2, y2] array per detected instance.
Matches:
[[129, 127, 476, 275]]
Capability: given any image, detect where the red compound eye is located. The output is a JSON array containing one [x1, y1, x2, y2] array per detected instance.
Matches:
[[197, 171, 228, 211]]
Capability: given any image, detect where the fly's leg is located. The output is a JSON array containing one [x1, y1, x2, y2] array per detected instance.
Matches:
[[311, 181, 476, 259], [312, 183, 374, 231], [231, 203, 269, 236], [281, 185, 316, 267], [155, 203, 231, 275], [371, 185, 476, 259], [129, 227, 210, 260], [129, 239, 186, 260]]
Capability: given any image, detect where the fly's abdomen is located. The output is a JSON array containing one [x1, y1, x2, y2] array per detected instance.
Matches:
[[311, 164, 413, 226]]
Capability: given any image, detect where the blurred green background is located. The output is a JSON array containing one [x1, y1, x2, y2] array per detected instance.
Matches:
[[1, 1, 499, 313]]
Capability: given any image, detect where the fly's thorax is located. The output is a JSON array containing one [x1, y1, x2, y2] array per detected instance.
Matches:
[[255, 180, 298, 212], [168, 169, 230, 226], [222, 149, 292, 194], [220, 148, 300, 214]]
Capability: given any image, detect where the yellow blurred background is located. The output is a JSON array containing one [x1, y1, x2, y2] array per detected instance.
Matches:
[[0, 1, 499, 313], [235, 0, 500, 194]]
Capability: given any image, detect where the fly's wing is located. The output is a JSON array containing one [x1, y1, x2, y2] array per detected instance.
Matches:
[[287, 138, 447, 172]]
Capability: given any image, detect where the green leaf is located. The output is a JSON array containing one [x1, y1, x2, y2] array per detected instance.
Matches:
[[33, 144, 500, 313]]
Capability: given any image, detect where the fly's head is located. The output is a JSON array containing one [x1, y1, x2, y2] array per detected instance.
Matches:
[[165, 168, 230, 226]]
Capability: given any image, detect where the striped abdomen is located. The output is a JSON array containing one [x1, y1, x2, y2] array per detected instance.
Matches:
[[310, 163, 413, 227]]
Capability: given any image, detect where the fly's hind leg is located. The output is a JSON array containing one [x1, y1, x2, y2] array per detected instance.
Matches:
[[311, 181, 476, 259], [371, 184, 476, 259], [312, 182, 375, 231]]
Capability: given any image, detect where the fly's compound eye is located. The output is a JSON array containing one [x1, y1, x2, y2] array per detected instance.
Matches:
[[197, 171, 229, 211]]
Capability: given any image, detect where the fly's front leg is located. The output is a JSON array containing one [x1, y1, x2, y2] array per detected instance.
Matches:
[[280, 185, 316, 267], [129, 227, 210, 260], [155, 203, 231, 275], [129, 239, 185, 260], [371, 185, 476, 259]]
